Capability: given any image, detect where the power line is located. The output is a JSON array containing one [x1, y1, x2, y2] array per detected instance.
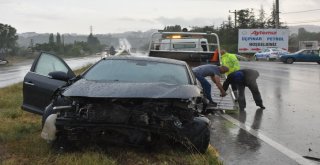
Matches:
[[285, 19, 320, 24], [282, 9, 320, 14]]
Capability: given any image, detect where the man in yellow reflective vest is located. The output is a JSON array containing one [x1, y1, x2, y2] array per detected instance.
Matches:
[[220, 49, 240, 76]]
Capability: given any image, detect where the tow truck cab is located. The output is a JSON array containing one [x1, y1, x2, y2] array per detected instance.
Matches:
[[149, 32, 220, 64], [159, 38, 209, 52]]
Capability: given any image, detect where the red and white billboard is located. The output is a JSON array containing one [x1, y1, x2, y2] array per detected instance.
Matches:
[[238, 29, 289, 53]]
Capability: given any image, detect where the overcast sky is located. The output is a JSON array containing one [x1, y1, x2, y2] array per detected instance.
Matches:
[[0, 0, 319, 34]]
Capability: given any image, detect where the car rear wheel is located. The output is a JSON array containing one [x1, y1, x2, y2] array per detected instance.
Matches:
[[266, 57, 270, 61], [286, 58, 294, 64], [317, 61, 320, 64]]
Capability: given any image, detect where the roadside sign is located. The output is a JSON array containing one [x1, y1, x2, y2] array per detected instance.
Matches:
[[238, 29, 289, 53]]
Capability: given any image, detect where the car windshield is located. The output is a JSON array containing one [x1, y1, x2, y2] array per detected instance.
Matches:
[[83, 59, 190, 85]]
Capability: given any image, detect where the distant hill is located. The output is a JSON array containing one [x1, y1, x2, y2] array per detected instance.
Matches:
[[18, 33, 89, 47], [18, 26, 320, 48], [17, 29, 157, 50], [288, 25, 320, 34]]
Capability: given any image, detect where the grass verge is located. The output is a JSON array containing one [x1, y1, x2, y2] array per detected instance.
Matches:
[[0, 67, 222, 165]]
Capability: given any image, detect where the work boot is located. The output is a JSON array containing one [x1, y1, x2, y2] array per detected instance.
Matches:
[[259, 105, 266, 109], [206, 101, 217, 109]]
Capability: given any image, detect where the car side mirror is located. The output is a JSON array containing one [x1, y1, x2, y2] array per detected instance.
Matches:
[[48, 71, 70, 81]]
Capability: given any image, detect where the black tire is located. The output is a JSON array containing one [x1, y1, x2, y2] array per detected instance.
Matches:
[[42, 103, 55, 128], [286, 58, 294, 64], [181, 118, 210, 153], [317, 61, 320, 64], [254, 56, 259, 61], [190, 126, 210, 153]]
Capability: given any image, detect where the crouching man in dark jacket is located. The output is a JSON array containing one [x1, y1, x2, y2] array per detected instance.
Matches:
[[223, 69, 265, 110]]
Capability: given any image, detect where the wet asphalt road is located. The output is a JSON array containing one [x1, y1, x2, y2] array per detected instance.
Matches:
[[210, 61, 320, 165], [0, 56, 101, 88]]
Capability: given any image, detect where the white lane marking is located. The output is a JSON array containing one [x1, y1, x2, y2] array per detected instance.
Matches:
[[221, 114, 316, 165]]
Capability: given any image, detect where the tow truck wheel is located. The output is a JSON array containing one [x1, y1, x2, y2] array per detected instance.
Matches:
[[286, 58, 294, 64]]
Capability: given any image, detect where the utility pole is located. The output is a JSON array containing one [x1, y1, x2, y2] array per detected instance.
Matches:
[[275, 0, 280, 28], [229, 10, 237, 28], [90, 25, 93, 35]]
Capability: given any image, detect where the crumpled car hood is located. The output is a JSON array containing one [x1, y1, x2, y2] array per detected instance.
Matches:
[[63, 79, 201, 99]]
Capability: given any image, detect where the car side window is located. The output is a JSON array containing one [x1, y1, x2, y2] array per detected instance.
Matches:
[[310, 50, 318, 55], [301, 50, 308, 55], [34, 53, 68, 76]]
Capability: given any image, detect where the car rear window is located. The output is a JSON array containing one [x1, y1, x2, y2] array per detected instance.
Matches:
[[83, 59, 190, 85]]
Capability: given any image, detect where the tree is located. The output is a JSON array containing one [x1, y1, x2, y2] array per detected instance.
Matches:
[[56, 33, 61, 46], [163, 25, 182, 32], [56, 33, 64, 53], [265, 3, 286, 28], [87, 33, 100, 46], [237, 9, 251, 29], [257, 5, 266, 28], [236, 9, 258, 29], [49, 33, 54, 45], [109, 46, 116, 55], [0, 23, 18, 53], [248, 9, 258, 28], [87, 33, 101, 53], [266, 2, 277, 28]]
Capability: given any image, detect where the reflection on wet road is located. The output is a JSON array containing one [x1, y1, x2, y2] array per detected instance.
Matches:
[[0, 56, 101, 88], [210, 61, 320, 165]]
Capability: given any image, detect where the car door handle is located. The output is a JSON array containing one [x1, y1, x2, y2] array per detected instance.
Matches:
[[24, 82, 34, 86]]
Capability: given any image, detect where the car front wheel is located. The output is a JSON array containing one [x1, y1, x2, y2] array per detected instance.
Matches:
[[190, 125, 210, 153], [181, 118, 210, 153], [254, 56, 259, 61], [286, 58, 294, 64]]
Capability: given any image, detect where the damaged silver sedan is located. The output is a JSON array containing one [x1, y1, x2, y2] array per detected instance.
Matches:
[[22, 52, 210, 153]]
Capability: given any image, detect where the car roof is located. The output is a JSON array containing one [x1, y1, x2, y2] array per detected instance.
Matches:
[[102, 55, 188, 66]]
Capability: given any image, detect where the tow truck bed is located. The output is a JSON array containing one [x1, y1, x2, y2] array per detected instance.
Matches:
[[208, 76, 238, 111]]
